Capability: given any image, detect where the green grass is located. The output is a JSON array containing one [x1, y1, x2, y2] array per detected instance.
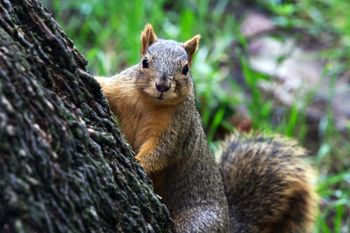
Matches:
[[44, 0, 350, 231]]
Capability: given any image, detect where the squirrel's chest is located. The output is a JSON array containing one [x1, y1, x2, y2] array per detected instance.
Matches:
[[117, 104, 173, 152]]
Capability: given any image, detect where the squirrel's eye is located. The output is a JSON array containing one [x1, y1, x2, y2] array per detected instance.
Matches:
[[182, 64, 189, 75], [142, 58, 149, 69]]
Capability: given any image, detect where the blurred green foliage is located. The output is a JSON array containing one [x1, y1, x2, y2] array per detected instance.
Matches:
[[45, 0, 350, 232]]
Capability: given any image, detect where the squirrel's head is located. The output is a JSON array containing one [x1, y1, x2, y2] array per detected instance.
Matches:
[[137, 24, 200, 105]]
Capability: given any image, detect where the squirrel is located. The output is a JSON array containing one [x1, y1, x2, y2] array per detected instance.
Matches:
[[95, 24, 318, 233]]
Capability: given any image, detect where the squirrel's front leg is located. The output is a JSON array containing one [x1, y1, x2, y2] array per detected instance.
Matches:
[[135, 110, 177, 175], [136, 137, 170, 175]]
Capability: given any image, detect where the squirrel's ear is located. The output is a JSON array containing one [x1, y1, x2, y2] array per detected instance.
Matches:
[[183, 35, 200, 65], [141, 24, 158, 55]]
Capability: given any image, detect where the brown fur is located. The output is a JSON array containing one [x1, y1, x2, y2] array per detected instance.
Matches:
[[183, 35, 201, 65], [95, 24, 318, 233], [218, 133, 318, 233], [96, 75, 175, 173], [141, 24, 158, 55]]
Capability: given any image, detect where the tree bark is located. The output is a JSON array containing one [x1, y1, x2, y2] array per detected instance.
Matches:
[[0, 0, 174, 232]]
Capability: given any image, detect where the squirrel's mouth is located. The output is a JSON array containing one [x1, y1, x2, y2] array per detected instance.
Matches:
[[157, 93, 164, 100], [143, 87, 179, 103]]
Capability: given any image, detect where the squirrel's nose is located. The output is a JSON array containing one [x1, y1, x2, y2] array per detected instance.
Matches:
[[156, 83, 170, 93]]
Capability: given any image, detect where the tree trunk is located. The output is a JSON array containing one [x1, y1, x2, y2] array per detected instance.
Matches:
[[0, 0, 174, 232]]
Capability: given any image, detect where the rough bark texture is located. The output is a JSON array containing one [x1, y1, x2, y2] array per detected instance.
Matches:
[[0, 0, 174, 232]]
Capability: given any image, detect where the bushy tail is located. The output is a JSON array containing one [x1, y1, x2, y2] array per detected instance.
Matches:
[[217, 134, 318, 233]]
